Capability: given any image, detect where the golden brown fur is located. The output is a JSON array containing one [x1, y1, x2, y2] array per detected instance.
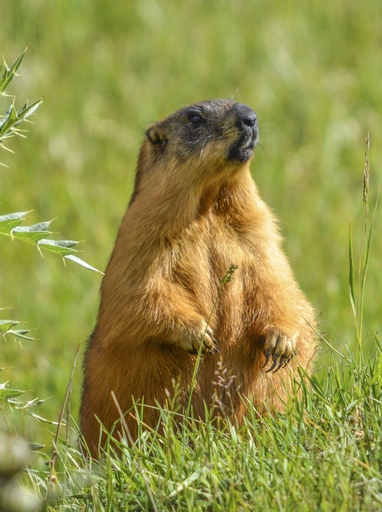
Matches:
[[80, 99, 316, 457]]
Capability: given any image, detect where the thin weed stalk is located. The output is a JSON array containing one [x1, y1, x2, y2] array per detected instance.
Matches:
[[184, 263, 238, 420], [182, 264, 237, 457], [46, 344, 80, 503], [349, 133, 378, 354]]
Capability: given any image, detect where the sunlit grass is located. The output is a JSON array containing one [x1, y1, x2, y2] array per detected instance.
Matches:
[[21, 331, 382, 511]]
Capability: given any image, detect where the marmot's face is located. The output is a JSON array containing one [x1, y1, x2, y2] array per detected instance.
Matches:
[[145, 100, 259, 180]]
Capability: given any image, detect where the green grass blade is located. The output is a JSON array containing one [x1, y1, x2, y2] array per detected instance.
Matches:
[[348, 221, 357, 323]]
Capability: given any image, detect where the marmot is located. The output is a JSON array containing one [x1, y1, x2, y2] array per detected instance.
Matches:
[[80, 99, 316, 457]]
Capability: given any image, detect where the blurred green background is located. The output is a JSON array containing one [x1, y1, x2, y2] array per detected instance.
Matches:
[[1, 0, 381, 442]]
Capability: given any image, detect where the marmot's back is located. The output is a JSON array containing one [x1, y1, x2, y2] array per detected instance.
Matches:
[[80, 100, 316, 457]]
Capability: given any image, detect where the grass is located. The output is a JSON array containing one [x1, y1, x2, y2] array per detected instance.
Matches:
[[0, 0, 382, 509], [20, 332, 382, 511]]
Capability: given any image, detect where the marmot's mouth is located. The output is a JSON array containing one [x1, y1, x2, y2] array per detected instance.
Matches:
[[227, 125, 259, 163]]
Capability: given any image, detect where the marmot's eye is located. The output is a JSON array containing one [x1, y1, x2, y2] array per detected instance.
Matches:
[[187, 111, 205, 126]]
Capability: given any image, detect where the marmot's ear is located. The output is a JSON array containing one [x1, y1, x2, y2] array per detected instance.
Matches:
[[146, 124, 168, 146]]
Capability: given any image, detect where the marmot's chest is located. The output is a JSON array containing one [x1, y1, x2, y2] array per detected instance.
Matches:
[[171, 216, 257, 293]]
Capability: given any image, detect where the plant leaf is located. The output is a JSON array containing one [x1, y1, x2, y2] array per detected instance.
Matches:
[[17, 99, 43, 122], [0, 50, 26, 94], [1, 96, 42, 146], [6, 329, 34, 341], [65, 254, 104, 274], [37, 238, 79, 255], [0, 319, 20, 332], [0, 211, 29, 234], [11, 221, 53, 243], [0, 383, 24, 401]]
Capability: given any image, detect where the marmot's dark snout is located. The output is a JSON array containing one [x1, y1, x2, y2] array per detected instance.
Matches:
[[228, 103, 259, 163], [233, 103, 257, 129]]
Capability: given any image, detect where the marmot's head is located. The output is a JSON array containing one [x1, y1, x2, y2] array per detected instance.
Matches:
[[134, 100, 259, 199], [146, 99, 258, 164]]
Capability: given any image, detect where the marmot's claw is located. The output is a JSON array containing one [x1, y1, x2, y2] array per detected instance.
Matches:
[[273, 355, 289, 373], [209, 337, 219, 354], [265, 356, 279, 373], [192, 321, 217, 355], [264, 352, 294, 373], [262, 329, 296, 372], [203, 334, 219, 354], [262, 351, 272, 369], [206, 344, 219, 355]]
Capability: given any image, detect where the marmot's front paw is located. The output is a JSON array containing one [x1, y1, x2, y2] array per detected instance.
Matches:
[[180, 321, 218, 355], [262, 328, 296, 373]]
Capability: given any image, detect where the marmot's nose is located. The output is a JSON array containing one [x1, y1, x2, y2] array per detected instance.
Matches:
[[234, 103, 257, 128]]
